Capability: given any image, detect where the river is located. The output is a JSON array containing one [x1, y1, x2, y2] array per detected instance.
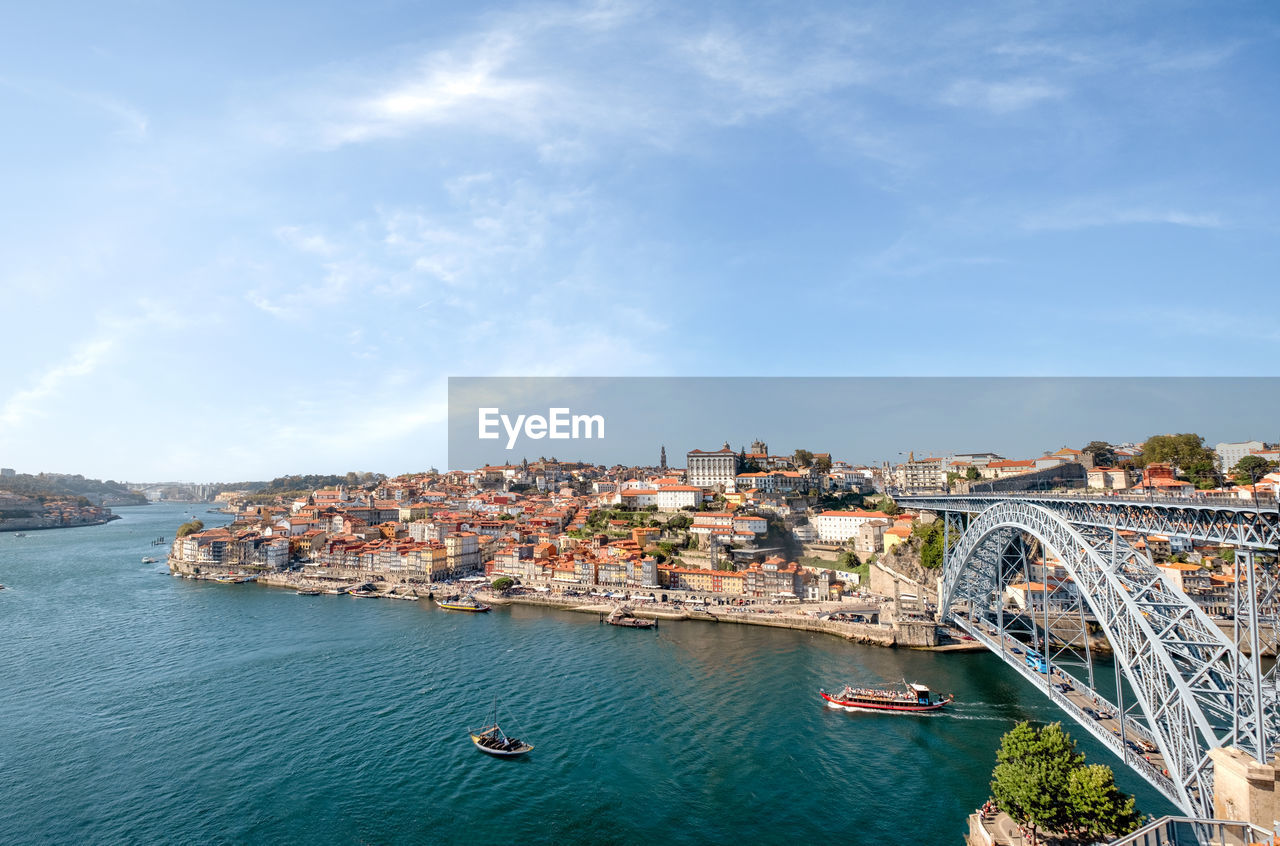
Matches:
[[0, 503, 1173, 844]]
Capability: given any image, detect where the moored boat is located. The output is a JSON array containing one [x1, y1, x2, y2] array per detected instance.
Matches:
[[141, 556, 159, 564], [296, 588, 322, 596], [602, 606, 657, 629], [437, 594, 491, 612], [820, 681, 953, 713]]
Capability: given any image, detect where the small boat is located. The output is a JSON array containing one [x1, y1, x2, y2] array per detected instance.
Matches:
[[326, 586, 351, 595], [296, 588, 322, 596], [350, 589, 382, 598], [141, 556, 159, 564], [14, 532, 26, 537], [602, 606, 657, 629], [820, 681, 953, 713], [437, 594, 491, 612], [470, 702, 533, 757], [386, 592, 419, 601]]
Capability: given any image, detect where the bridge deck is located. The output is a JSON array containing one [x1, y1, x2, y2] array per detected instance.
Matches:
[[953, 614, 1184, 809]]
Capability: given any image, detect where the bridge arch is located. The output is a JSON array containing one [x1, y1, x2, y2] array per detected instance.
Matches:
[[938, 500, 1263, 818]]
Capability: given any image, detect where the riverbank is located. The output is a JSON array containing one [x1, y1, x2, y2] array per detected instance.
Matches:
[[0, 514, 120, 533], [200, 569, 988, 652]]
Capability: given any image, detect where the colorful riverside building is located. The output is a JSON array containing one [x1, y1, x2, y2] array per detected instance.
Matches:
[[660, 564, 746, 595]]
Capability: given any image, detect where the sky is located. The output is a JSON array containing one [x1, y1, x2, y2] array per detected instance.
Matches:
[[447, 377, 1280, 470], [1, 1, 1277, 481]]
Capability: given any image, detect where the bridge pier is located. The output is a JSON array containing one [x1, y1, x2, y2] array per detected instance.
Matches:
[[1210, 747, 1280, 831]]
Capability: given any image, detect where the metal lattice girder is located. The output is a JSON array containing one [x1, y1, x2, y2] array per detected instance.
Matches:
[[938, 500, 1267, 819], [904, 493, 1280, 551]]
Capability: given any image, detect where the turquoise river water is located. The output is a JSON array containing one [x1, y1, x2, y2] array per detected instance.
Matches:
[[0, 503, 1173, 844]]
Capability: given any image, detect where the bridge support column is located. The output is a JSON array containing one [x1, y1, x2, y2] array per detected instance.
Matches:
[[1209, 747, 1280, 830]]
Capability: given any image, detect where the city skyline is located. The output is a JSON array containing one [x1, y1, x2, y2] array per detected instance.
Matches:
[[2, 1, 1278, 479]]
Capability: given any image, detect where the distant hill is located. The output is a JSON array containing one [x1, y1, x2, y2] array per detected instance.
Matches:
[[0, 473, 149, 506], [209, 472, 387, 499]]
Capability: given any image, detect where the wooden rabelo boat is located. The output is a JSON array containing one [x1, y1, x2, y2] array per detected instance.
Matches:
[[470, 701, 533, 757]]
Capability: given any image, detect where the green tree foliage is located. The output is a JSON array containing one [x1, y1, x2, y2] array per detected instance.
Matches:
[[991, 722, 1142, 845], [913, 520, 944, 569], [1136, 434, 1215, 472], [1220, 547, 1236, 564], [491, 576, 514, 591], [665, 513, 692, 531], [1232, 455, 1279, 486], [991, 722, 1083, 843], [1064, 764, 1143, 843], [812, 454, 832, 473], [1182, 459, 1221, 489], [1082, 441, 1117, 467], [965, 466, 981, 481], [176, 519, 204, 537], [836, 548, 860, 570], [0, 472, 147, 504], [793, 449, 814, 468], [878, 497, 900, 516]]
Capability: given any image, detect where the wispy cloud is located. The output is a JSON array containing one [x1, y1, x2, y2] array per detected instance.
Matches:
[[0, 336, 116, 432], [1023, 206, 1226, 231], [0, 76, 149, 140], [941, 78, 1064, 113]]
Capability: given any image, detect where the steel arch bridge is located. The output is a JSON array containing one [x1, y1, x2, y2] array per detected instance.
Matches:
[[899, 493, 1280, 819]]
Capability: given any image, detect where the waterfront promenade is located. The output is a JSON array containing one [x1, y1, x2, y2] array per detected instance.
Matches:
[[231, 569, 987, 651]]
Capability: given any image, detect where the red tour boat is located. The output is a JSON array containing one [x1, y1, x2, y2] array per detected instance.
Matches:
[[820, 681, 953, 713]]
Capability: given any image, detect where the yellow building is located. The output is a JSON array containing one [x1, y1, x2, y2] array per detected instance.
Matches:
[[883, 525, 911, 553]]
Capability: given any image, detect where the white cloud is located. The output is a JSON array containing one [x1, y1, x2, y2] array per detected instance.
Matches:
[[941, 78, 1064, 113], [0, 337, 116, 432], [1023, 206, 1226, 231]]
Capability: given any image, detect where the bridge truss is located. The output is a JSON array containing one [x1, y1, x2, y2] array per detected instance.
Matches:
[[901, 494, 1280, 819]]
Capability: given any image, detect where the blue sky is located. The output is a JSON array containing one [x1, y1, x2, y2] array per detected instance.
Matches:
[[1, 1, 1277, 481]]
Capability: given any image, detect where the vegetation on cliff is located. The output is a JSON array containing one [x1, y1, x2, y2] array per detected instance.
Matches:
[[0, 473, 147, 504], [176, 519, 205, 538]]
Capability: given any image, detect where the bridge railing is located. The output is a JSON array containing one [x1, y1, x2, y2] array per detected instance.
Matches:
[[1106, 816, 1272, 846], [954, 616, 1181, 806], [904, 489, 1278, 510]]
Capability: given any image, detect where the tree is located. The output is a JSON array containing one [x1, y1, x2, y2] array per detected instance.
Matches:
[[879, 497, 900, 516], [1232, 455, 1278, 486], [793, 449, 814, 468], [913, 520, 945, 569], [1136, 433, 1215, 473], [990, 722, 1084, 844], [812, 454, 832, 474], [491, 576, 514, 591], [666, 513, 692, 531], [1082, 441, 1117, 468], [1064, 764, 1143, 843], [1220, 547, 1236, 564], [991, 722, 1142, 846], [176, 519, 204, 537], [1181, 459, 1221, 489], [965, 466, 981, 481]]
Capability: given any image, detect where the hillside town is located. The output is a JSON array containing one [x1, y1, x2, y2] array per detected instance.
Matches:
[[166, 436, 1280, 636]]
